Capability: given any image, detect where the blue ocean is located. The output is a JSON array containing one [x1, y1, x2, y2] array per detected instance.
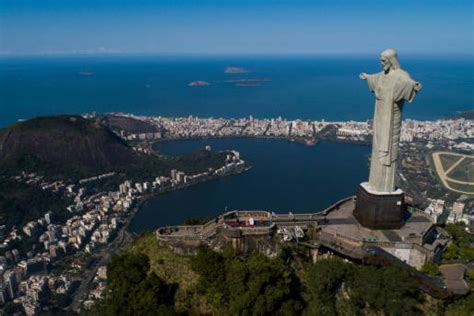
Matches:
[[0, 56, 472, 231], [0, 56, 472, 128]]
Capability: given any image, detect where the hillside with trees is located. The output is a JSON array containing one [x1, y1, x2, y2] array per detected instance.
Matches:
[[90, 233, 474, 315]]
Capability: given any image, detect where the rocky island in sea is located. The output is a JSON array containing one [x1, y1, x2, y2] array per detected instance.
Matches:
[[224, 66, 249, 74], [188, 80, 210, 87]]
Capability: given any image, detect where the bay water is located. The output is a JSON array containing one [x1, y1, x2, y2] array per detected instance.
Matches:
[[1, 56, 472, 231]]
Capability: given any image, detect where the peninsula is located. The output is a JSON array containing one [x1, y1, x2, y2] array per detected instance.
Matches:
[[0, 115, 250, 313], [0, 113, 472, 314]]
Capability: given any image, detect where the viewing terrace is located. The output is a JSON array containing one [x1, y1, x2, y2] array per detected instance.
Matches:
[[155, 197, 354, 242]]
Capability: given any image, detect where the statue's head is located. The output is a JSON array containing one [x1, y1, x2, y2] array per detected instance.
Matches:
[[380, 48, 400, 73]]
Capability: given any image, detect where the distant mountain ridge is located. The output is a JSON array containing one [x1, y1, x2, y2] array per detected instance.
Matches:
[[97, 114, 159, 134], [0, 115, 232, 233], [0, 115, 231, 182], [0, 115, 142, 180]]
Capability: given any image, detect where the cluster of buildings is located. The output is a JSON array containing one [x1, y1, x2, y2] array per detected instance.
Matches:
[[424, 199, 473, 229], [83, 266, 107, 310], [393, 117, 473, 227], [150, 115, 333, 140], [0, 185, 133, 313], [399, 141, 444, 198], [335, 121, 372, 142], [1, 270, 78, 315], [103, 114, 472, 148], [447, 202, 471, 225], [127, 151, 246, 196], [400, 143, 474, 232], [2, 113, 469, 313], [0, 226, 21, 252], [0, 148, 247, 313], [101, 113, 474, 230], [104, 114, 333, 141], [400, 118, 474, 143]]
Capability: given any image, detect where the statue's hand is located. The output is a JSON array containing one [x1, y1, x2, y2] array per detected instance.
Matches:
[[359, 72, 368, 80], [414, 82, 422, 91]]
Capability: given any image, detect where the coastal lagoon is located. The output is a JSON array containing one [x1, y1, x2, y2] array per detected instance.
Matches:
[[129, 138, 370, 232], [1, 56, 471, 232]]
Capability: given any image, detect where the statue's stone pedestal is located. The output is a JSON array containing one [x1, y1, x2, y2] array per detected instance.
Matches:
[[353, 182, 405, 230]]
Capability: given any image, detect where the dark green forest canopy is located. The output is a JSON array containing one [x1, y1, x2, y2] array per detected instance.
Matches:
[[190, 248, 304, 315], [0, 115, 231, 182], [95, 233, 474, 316], [443, 223, 474, 262], [0, 178, 70, 232], [99, 253, 176, 316], [192, 250, 426, 315]]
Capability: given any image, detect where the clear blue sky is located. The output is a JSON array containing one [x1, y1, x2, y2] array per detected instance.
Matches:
[[0, 0, 473, 56]]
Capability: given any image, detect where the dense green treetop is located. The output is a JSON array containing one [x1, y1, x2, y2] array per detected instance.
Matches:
[[99, 252, 176, 316], [92, 234, 471, 316], [443, 223, 474, 262], [0, 177, 70, 232], [190, 248, 303, 315]]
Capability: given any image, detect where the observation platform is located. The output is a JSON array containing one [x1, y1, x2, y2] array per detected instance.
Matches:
[[156, 196, 448, 270]]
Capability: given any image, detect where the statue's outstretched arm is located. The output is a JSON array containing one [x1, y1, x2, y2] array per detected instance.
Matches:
[[414, 82, 422, 91]]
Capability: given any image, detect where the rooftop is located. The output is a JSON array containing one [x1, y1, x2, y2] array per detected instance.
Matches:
[[439, 264, 470, 295], [320, 199, 434, 244]]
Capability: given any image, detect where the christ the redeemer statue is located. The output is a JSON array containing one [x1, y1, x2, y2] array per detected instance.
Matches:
[[354, 49, 422, 229], [360, 49, 422, 193]]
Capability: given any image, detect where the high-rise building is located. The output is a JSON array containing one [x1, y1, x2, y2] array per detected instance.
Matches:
[[3, 270, 17, 300], [176, 172, 185, 183], [171, 169, 178, 181]]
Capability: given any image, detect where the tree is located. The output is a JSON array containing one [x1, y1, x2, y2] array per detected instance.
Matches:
[[101, 253, 176, 316], [446, 292, 474, 316], [190, 248, 303, 315], [304, 258, 350, 316], [304, 259, 423, 316], [2, 302, 25, 315], [349, 265, 423, 316], [190, 247, 227, 306], [226, 253, 302, 315], [421, 262, 440, 276], [443, 223, 474, 262], [443, 243, 460, 261]]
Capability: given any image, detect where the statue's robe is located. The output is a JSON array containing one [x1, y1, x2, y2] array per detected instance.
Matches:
[[366, 68, 419, 193]]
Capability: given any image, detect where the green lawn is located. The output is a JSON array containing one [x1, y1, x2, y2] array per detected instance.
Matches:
[[439, 153, 463, 171], [447, 157, 474, 183], [446, 180, 474, 195], [466, 158, 474, 182]]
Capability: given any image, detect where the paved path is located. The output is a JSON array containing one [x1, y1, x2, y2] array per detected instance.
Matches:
[[68, 206, 138, 312], [432, 152, 474, 194], [444, 156, 465, 176]]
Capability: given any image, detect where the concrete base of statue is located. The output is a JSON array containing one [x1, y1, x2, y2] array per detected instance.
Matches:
[[353, 182, 405, 230]]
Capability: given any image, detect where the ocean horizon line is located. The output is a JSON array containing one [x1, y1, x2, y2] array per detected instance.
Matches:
[[1, 51, 473, 60]]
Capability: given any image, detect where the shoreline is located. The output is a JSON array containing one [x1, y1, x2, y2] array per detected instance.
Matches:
[[128, 136, 371, 234], [127, 163, 252, 233], [148, 134, 370, 148], [69, 159, 251, 309]]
